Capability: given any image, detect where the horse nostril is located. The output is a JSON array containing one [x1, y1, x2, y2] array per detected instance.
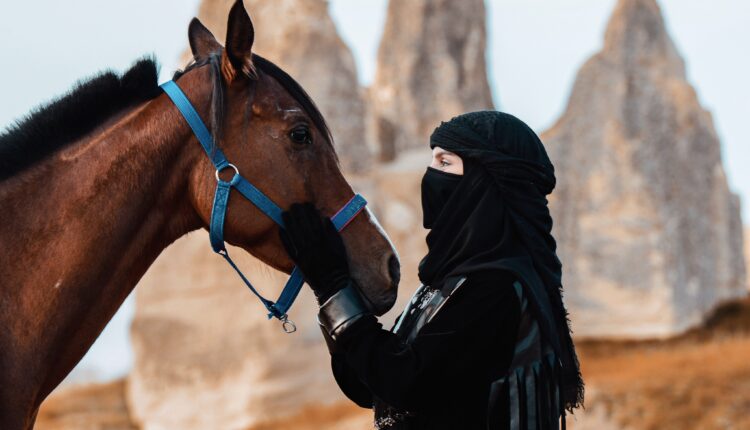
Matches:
[[388, 254, 401, 289]]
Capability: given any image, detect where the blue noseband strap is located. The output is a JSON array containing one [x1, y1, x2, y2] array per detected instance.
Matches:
[[161, 80, 367, 329]]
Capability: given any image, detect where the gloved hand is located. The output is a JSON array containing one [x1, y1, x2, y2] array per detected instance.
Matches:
[[279, 203, 351, 304]]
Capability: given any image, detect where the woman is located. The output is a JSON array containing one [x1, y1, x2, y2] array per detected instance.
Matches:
[[280, 111, 584, 429]]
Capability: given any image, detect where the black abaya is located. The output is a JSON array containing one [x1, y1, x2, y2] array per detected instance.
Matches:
[[332, 269, 521, 429]]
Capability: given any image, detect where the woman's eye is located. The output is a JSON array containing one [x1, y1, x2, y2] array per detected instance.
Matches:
[[289, 127, 312, 145], [440, 159, 450, 167]]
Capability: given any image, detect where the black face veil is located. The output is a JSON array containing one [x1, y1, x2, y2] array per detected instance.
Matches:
[[419, 111, 584, 412]]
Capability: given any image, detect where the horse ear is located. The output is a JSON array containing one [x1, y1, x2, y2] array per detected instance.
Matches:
[[188, 18, 221, 59], [224, 0, 256, 79]]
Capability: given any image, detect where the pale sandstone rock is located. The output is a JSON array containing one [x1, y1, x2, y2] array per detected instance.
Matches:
[[542, 0, 746, 338], [186, 0, 370, 172], [369, 0, 494, 161]]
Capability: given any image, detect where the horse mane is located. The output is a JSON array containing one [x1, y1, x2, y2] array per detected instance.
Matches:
[[0, 58, 161, 181]]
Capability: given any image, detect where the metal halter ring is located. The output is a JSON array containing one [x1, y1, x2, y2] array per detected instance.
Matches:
[[215, 163, 239, 182], [281, 315, 297, 334]]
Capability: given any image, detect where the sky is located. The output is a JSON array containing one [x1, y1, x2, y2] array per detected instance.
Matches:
[[1, 0, 747, 382]]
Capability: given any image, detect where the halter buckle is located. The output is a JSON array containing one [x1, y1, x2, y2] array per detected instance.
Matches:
[[281, 314, 297, 334], [215, 163, 239, 182]]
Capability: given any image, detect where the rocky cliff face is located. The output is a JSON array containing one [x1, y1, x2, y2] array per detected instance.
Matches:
[[188, 0, 370, 172], [542, 0, 746, 338], [368, 0, 494, 161]]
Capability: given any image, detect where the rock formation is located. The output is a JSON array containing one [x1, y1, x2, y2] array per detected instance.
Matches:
[[187, 0, 370, 172], [369, 0, 495, 161], [542, 0, 746, 338]]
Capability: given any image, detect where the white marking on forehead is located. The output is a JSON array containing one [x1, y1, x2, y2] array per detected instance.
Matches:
[[54, 279, 62, 290], [281, 107, 303, 120]]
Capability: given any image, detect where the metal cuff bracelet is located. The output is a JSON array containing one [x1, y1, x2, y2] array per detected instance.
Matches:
[[317, 284, 370, 341]]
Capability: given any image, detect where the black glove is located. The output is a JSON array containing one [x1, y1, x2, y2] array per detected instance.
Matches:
[[279, 203, 351, 304]]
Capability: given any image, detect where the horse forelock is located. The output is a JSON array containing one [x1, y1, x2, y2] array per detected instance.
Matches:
[[175, 51, 335, 158]]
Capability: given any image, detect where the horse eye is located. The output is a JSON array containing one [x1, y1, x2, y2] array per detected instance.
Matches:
[[289, 127, 312, 145]]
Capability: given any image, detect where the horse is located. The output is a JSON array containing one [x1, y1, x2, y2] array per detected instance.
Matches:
[[0, 1, 400, 428]]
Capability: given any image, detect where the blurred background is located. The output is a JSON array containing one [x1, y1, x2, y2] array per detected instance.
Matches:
[[1, 0, 748, 429]]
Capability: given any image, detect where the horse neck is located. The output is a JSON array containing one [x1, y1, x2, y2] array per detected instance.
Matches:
[[0, 73, 210, 410]]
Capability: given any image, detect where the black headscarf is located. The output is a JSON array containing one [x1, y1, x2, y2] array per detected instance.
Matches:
[[418, 111, 584, 412]]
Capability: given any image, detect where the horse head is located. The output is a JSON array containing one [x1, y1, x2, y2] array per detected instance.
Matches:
[[177, 0, 399, 315]]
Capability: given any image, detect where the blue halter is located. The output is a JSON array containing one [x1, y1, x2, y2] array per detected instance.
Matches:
[[160, 80, 367, 333]]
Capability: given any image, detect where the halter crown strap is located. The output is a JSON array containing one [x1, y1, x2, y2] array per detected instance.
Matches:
[[160, 80, 367, 330], [161, 80, 228, 170]]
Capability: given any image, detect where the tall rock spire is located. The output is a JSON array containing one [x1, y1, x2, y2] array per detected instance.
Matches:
[[543, 0, 746, 338], [369, 0, 494, 161], [602, 0, 685, 75]]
